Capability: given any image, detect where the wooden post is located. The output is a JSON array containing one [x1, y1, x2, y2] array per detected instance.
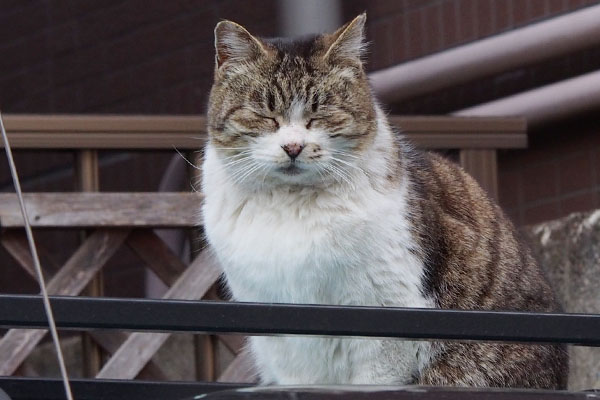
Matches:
[[185, 149, 217, 381], [459, 149, 498, 201], [76, 149, 103, 377], [194, 325, 217, 381]]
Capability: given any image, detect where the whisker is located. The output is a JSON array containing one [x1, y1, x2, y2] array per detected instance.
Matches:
[[324, 163, 353, 188], [220, 156, 251, 166], [214, 147, 254, 151], [259, 164, 271, 186], [173, 146, 201, 170], [330, 157, 371, 182], [330, 150, 362, 160], [329, 163, 356, 189], [234, 163, 263, 185], [219, 151, 254, 160], [228, 161, 256, 182]]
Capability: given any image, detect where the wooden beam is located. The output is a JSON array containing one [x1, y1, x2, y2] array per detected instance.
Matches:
[[126, 230, 187, 286], [2, 114, 205, 132], [96, 250, 222, 379], [88, 332, 168, 380], [75, 149, 104, 378], [217, 335, 245, 355], [1, 230, 60, 278], [0, 114, 526, 150], [388, 116, 526, 133], [0, 229, 129, 375], [217, 350, 257, 383], [0, 193, 203, 228], [460, 149, 499, 200]]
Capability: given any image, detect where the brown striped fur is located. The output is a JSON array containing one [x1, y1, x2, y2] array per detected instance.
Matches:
[[405, 152, 568, 388], [208, 16, 376, 154]]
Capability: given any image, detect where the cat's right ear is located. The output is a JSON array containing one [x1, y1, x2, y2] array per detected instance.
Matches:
[[214, 21, 268, 69]]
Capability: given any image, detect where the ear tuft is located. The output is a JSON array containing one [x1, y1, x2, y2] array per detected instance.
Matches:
[[324, 13, 367, 64], [214, 20, 267, 68]]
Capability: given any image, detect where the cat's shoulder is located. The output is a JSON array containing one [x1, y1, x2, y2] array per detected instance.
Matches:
[[406, 149, 499, 231]]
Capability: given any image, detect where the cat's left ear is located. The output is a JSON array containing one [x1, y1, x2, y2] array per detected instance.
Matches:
[[323, 13, 367, 64], [214, 20, 268, 68]]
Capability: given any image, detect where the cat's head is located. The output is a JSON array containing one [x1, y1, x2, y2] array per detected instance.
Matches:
[[207, 14, 377, 188]]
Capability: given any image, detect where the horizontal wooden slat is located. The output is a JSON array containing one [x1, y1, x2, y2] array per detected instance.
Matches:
[[407, 133, 525, 149], [388, 115, 526, 133], [0, 114, 526, 150], [1, 132, 204, 149], [2, 114, 205, 132], [0, 193, 203, 228]]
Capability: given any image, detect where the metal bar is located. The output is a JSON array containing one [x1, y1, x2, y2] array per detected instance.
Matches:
[[369, 4, 600, 103], [202, 386, 595, 400], [0, 376, 246, 400], [0, 378, 594, 400], [1, 295, 599, 346], [454, 69, 600, 128]]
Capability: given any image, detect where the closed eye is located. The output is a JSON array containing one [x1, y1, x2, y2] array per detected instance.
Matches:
[[254, 113, 279, 129], [306, 118, 322, 129]]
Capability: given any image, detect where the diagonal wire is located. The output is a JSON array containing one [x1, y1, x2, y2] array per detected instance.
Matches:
[[0, 113, 74, 400]]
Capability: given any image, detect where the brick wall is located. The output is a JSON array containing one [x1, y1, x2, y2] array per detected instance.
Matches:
[[0, 0, 277, 296], [0, 0, 278, 114], [499, 117, 600, 226], [342, 0, 600, 224], [344, 0, 600, 71]]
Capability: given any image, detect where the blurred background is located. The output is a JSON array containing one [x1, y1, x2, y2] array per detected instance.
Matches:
[[1, 0, 600, 389], [1, 0, 599, 223]]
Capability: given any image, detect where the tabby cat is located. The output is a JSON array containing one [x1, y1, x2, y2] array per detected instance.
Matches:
[[201, 14, 568, 388]]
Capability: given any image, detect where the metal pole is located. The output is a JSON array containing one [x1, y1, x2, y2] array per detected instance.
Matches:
[[369, 4, 600, 104], [278, 0, 342, 36]]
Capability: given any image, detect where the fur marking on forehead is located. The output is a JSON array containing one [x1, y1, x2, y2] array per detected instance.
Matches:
[[288, 99, 306, 122]]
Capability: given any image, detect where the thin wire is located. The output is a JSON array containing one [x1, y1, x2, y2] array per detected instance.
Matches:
[[0, 113, 74, 400]]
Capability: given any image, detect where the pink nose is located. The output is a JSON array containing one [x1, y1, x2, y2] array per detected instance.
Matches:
[[281, 143, 304, 160]]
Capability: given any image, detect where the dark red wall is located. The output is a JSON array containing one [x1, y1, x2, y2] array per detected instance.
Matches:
[[1, 0, 599, 229], [0, 0, 278, 114], [346, 0, 599, 70]]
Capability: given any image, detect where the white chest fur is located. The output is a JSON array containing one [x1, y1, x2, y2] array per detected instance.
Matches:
[[201, 146, 434, 384]]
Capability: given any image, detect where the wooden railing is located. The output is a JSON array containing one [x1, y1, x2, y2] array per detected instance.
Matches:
[[0, 114, 529, 397], [1, 114, 527, 199]]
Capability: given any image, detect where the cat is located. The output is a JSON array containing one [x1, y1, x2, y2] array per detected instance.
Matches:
[[201, 14, 568, 388]]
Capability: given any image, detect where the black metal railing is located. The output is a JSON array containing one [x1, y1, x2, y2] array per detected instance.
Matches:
[[1, 294, 599, 400], [1, 295, 600, 345]]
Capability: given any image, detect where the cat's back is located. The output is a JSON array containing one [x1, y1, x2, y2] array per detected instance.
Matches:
[[411, 151, 559, 313]]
